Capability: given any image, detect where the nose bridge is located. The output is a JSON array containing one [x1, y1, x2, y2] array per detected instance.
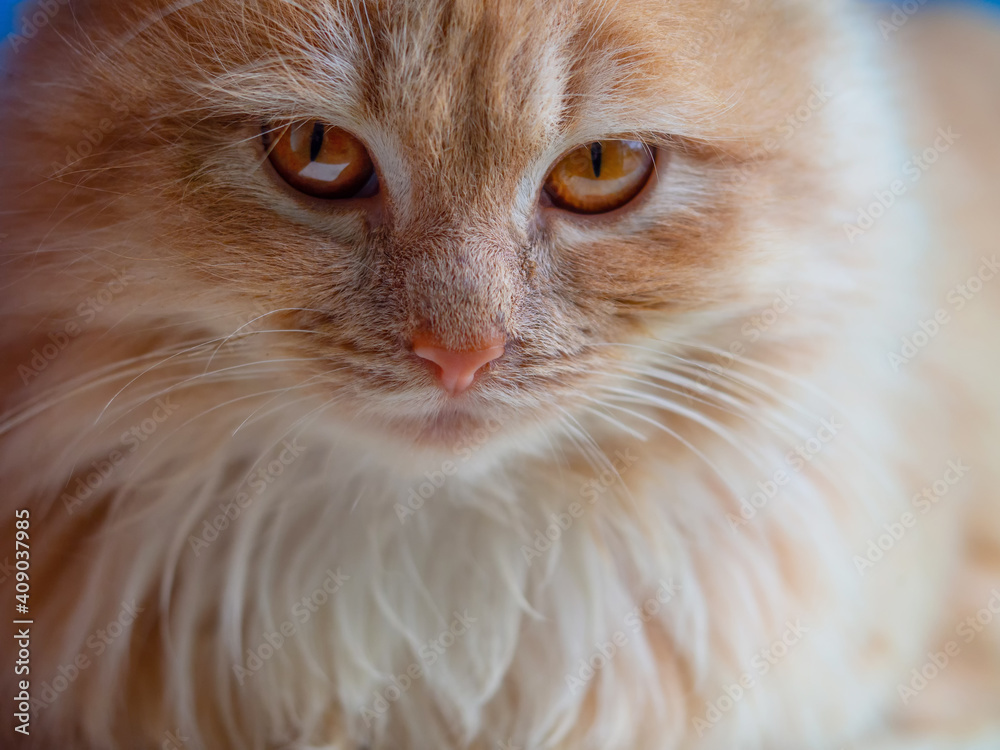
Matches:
[[404, 227, 517, 349]]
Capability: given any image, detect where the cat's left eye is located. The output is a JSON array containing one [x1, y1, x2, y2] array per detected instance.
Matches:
[[263, 121, 377, 200], [544, 140, 654, 214]]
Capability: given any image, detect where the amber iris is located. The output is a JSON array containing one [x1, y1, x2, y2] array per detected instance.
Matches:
[[544, 140, 654, 214], [264, 121, 376, 199]]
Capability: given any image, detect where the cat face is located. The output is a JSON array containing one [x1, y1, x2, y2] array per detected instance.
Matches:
[[3, 0, 847, 447]]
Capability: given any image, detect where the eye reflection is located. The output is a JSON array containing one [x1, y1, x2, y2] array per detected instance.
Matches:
[[264, 121, 377, 199]]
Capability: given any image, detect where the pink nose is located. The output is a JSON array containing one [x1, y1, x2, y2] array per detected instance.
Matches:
[[412, 332, 506, 395]]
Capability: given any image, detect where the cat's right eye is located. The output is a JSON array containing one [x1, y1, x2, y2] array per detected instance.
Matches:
[[263, 121, 377, 200]]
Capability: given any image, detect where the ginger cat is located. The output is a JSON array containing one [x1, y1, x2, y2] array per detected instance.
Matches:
[[1, 0, 998, 748]]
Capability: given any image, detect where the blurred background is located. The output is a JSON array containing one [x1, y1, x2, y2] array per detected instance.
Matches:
[[1, 0, 1000, 41]]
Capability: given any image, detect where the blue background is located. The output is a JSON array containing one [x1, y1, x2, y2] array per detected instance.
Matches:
[[1, 0, 1000, 39]]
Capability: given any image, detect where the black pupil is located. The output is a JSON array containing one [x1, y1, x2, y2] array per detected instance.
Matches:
[[309, 122, 324, 162], [589, 142, 603, 178]]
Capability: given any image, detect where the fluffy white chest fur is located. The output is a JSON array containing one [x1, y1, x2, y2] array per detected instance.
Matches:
[[18, 340, 982, 749]]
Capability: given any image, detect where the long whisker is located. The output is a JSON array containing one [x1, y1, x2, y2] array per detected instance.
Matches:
[[96, 356, 332, 428], [232, 371, 336, 435], [93, 336, 264, 426], [202, 307, 329, 372], [554, 404, 640, 514], [616, 366, 817, 450], [577, 402, 648, 442], [581, 394, 745, 506], [662, 337, 851, 415], [585, 340, 828, 425], [598, 384, 767, 470], [124, 382, 331, 481]]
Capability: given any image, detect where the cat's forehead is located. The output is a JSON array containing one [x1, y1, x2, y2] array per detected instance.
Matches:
[[275, 0, 683, 153], [107, 0, 808, 151], [336, 0, 587, 180], [201, 0, 752, 149]]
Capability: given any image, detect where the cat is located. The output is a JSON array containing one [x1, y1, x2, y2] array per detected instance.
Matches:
[[1, 0, 999, 748]]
